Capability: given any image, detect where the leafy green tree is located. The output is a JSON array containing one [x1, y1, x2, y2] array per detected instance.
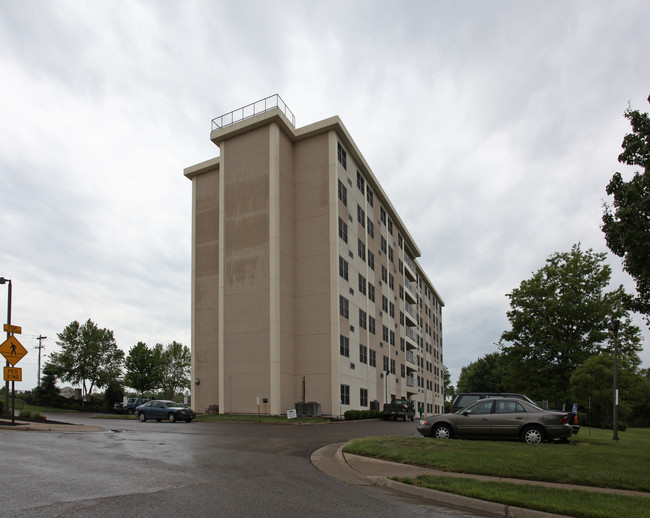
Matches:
[[568, 352, 647, 427], [499, 244, 641, 406], [124, 342, 163, 396], [158, 341, 191, 400], [456, 351, 510, 393], [103, 379, 125, 411], [49, 319, 125, 407], [602, 95, 650, 323]]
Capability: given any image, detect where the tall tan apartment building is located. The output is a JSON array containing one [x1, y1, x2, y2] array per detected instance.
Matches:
[[184, 96, 444, 417]]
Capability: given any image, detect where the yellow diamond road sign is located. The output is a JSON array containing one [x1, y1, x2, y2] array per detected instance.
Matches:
[[0, 335, 27, 366]]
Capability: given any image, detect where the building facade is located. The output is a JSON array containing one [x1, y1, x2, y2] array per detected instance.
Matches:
[[185, 96, 444, 416]]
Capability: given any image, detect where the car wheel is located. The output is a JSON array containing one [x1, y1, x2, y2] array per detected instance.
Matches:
[[168, 413, 176, 423], [185, 419, 192, 423], [127, 409, 134, 415], [433, 424, 453, 439], [522, 426, 545, 444], [138, 412, 146, 422]]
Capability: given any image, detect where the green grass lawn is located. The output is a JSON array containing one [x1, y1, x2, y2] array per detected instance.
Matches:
[[344, 428, 650, 517]]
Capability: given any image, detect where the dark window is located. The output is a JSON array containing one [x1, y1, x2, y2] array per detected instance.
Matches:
[[357, 205, 365, 228], [358, 239, 366, 261], [381, 236, 387, 253], [358, 274, 366, 295], [368, 251, 375, 271], [360, 388, 368, 407], [367, 219, 374, 238], [387, 217, 393, 235], [368, 283, 375, 302], [339, 296, 349, 319], [359, 344, 368, 364], [340, 335, 349, 357], [356, 170, 365, 193], [380, 207, 386, 224], [338, 218, 348, 243], [337, 179, 347, 205], [340, 384, 350, 405], [369, 349, 376, 367], [382, 325, 388, 342], [383, 355, 389, 372], [337, 143, 347, 170], [339, 256, 348, 280], [367, 187, 374, 206], [381, 265, 387, 282], [369, 316, 376, 334], [390, 358, 395, 374], [359, 309, 367, 329]]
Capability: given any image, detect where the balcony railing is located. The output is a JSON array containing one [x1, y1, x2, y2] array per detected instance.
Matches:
[[211, 94, 295, 131]]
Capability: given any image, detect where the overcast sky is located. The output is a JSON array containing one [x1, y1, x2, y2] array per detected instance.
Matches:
[[1, 0, 649, 393]]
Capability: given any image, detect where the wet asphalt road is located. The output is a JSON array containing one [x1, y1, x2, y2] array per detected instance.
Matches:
[[1, 415, 480, 518]]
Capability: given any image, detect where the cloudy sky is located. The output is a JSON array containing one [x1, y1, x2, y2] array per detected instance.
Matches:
[[1, 0, 649, 393]]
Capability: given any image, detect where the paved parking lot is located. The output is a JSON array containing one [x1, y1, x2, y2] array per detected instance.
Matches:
[[1, 414, 481, 518]]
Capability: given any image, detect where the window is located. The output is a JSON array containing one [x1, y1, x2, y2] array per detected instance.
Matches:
[[496, 401, 525, 414], [398, 233, 403, 249], [357, 205, 365, 228], [339, 256, 348, 280], [359, 309, 367, 329], [401, 364, 405, 377], [357, 239, 366, 261], [380, 206, 386, 224], [337, 142, 347, 170], [369, 316, 376, 334], [340, 384, 350, 405], [388, 246, 393, 263], [338, 218, 348, 243], [358, 273, 366, 295], [389, 330, 395, 346], [390, 358, 395, 374], [368, 282, 375, 302], [359, 344, 367, 364], [337, 179, 347, 206], [367, 219, 374, 238], [339, 296, 349, 319], [383, 355, 389, 372], [382, 295, 388, 312], [381, 236, 387, 253], [360, 388, 368, 407], [388, 274, 394, 290], [356, 170, 365, 193], [389, 302, 395, 318], [367, 251, 375, 271], [340, 335, 349, 357], [381, 265, 387, 282], [382, 325, 388, 342], [369, 349, 376, 367], [466, 400, 494, 415], [367, 187, 374, 206], [387, 217, 393, 235]]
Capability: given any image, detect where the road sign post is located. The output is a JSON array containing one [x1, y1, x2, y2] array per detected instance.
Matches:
[[0, 331, 26, 425]]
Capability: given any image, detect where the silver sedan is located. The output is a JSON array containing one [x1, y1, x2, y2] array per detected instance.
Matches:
[[417, 398, 572, 444]]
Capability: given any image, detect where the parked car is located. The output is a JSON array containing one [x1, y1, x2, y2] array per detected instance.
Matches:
[[451, 392, 580, 435], [417, 397, 573, 444], [382, 398, 415, 421], [113, 397, 149, 415], [135, 400, 196, 423]]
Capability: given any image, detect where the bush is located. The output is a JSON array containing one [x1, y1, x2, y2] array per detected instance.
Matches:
[[344, 409, 381, 420]]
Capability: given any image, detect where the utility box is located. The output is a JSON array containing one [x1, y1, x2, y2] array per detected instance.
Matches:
[[295, 402, 321, 417]]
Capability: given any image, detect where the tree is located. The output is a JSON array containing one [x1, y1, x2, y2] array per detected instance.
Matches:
[[49, 319, 125, 407], [602, 95, 650, 323], [442, 365, 454, 402], [569, 352, 648, 427], [158, 341, 191, 400], [31, 363, 61, 407], [124, 342, 163, 396], [499, 244, 641, 406], [456, 351, 510, 393]]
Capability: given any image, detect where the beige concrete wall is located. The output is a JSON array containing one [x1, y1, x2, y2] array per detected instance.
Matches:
[[292, 132, 334, 414], [189, 162, 220, 414], [222, 126, 271, 414]]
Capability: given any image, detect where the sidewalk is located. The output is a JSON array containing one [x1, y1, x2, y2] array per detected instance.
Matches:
[[310, 443, 650, 518], [0, 418, 104, 432]]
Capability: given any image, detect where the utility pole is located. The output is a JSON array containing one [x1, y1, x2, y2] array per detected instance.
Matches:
[[35, 335, 47, 387], [609, 319, 620, 442]]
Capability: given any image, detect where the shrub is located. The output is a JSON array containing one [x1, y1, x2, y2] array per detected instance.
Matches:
[[344, 409, 381, 420]]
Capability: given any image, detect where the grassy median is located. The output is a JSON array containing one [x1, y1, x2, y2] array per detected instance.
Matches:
[[344, 428, 650, 517]]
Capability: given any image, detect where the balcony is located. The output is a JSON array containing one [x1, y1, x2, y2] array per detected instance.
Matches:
[[404, 279, 418, 304], [211, 94, 295, 131], [404, 254, 417, 281], [405, 327, 419, 349], [404, 302, 418, 327]]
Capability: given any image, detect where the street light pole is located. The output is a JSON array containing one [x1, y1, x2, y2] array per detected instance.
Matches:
[[0, 277, 12, 417], [609, 318, 620, 442]]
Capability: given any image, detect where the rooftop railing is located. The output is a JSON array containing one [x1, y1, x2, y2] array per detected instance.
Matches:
[[211, 94, 295, 131]]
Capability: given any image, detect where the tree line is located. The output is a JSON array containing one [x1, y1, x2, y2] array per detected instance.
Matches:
[[31, 318, 190, 409], [451, 95, 650, 428]]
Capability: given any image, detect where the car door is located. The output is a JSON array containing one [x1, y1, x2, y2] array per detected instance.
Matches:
[[150, 401, 165, 419], [455, 399, 494, 437], [492, 400, 528, 437]]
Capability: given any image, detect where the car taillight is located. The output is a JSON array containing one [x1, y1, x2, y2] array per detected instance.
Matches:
[[561, 416, 568, 423]]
